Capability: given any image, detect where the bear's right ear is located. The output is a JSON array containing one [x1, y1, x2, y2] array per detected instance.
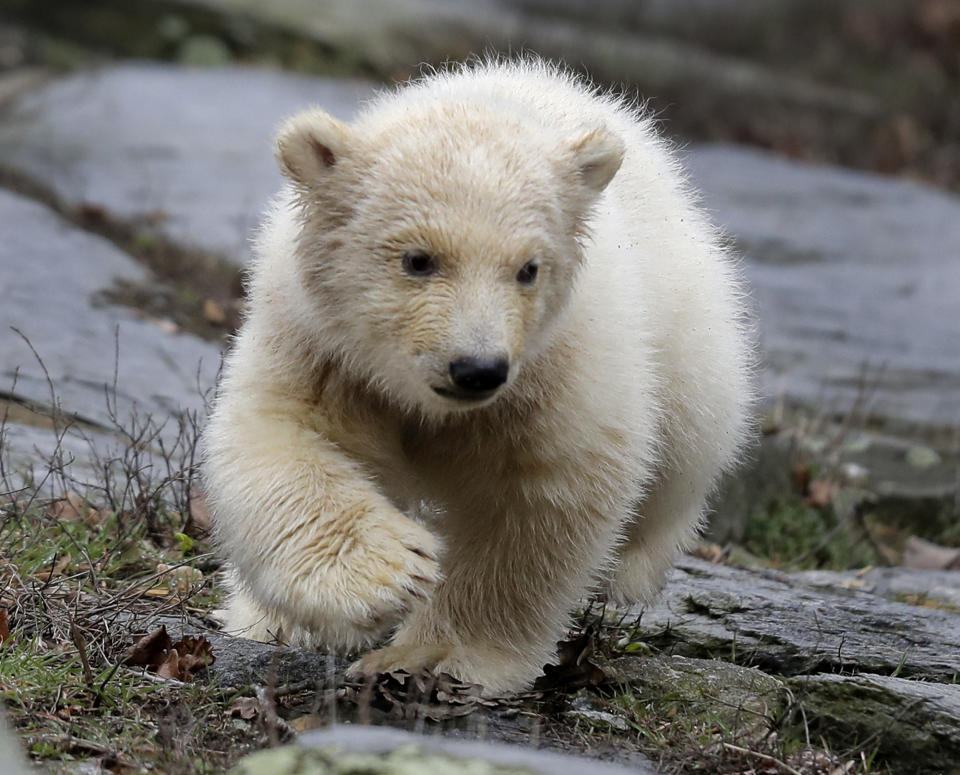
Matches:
[[275, 109, 351, 186]]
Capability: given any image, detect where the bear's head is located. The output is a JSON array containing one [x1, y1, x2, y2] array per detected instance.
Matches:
[[275, 99, 623, 415]]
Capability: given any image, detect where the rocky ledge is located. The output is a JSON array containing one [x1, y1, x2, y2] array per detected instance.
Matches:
[[125, 555, 960, 774]]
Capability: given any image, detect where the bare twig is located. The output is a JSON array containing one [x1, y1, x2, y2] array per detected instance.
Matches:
[[722, 742, 804, 775]]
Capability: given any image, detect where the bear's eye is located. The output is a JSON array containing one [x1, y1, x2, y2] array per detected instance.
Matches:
[[516, 260, 539, 285], [402, 249, 437, 277]]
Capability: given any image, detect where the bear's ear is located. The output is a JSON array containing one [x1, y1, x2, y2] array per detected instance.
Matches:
[[566, 126, 625, 193], [275, 109, 352, 186]]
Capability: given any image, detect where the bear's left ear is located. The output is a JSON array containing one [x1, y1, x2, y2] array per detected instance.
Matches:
[[566, 126, 625, 193], [275, 108, 352, 187]]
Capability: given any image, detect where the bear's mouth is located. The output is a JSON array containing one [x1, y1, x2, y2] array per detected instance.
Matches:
[[432, 386, 498, 403]]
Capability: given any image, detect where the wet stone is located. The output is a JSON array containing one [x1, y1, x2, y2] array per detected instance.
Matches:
[[0, 64, 375, 264], [0, 189, 220, 437], [622, 556, 960, 681], [791, 566, 960, 611], [791, 672, 960, 775], [686, 145, 960, 428]]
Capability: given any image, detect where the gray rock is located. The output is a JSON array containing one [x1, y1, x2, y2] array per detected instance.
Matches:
[[707, 429, 796, 543], [0, 709, 30, 775], [0, 417, 109, 486], [605, 654, 785, 734], [207, 632, 343, 691], [623, 556, 960, 681], [174, 0, 879, 123], [791, 566, 960, 610], [565, 708, 630, 731], [290, 724, 656, 775], [791, 672, 960, 775], [686, 145, 960, 428], [0, 64, 375, 264], [906, 445, 942, 469], [0, 189, 220, 434]]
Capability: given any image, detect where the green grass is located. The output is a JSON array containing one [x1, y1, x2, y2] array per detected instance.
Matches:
[[743, 494, 875, 570], [0, 488, 254, 772]]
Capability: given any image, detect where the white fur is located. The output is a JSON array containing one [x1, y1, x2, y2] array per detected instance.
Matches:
[[202, 58, 753, 694]]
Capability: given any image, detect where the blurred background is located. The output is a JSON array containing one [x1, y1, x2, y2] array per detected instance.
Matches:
[[0, 0, 957, 571]]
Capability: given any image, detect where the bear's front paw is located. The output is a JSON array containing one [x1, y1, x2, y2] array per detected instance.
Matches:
[[347, 641, 537, 695], [335, 514, 443, 640], [347, 642, 454, 678]]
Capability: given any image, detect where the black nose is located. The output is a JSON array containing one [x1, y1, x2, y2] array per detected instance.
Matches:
[[449, 357, 509, 393]]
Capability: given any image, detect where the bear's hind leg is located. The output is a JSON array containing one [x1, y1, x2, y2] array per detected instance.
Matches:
[[606, 468, 712, 605]]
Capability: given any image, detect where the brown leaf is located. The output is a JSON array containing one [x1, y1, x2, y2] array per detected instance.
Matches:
[[72, 203, 109, 228], [917, 0, 960, 39], [0, 608, 9, 645], [790, 461, 811, 495], [203, 299, 226, 326], [228, 697, 261, 720], [691, 541, 728, 563], [33, 552, 72, 582], [156, 650, 181, 680], [341, 668, 491, 720], [187, 488, 213, 538], [534, 628, 606, 692], [290, 715, 326, 732], [47, 492, 85, 522], [122, 628, 213, 681], [123, 626, 173, 669], [172, 635, 215, 680], [902, 536, 960, 570], [805, 478, 839, 508]]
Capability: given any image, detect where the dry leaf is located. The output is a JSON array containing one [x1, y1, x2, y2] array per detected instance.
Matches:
[[187, 488, 213, 537], [228, 697, 261, 720], [34, 552, 73, 582], [156, 650, 181, 680], [790, 461, 812, 495], [918, 0, 960, 38], [534, 628, 605, 692], [0, 608, 9, 645], [341, 668, 497, 720], [805, 478, 839, 508], [172, 635, 215, 681], [289, 715, 324, 732], [691, 542, 728, 563], [123, 627, 214, 682], [156, 564, 204, 595], [902, 536, 960, 570], [203, 299, 226, 325], [124, 627, 173, 668], [47, 492, 85, 522]]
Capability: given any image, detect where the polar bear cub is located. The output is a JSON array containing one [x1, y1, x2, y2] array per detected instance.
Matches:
[[202, 59, 752, 693]]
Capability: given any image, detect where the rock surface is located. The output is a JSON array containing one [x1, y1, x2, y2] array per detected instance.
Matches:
[[0, 415, 112, 483], [792, 566, 960, 610], [0, 65, 373, 264], [605, 654, 785, 732], [0, 710, 30, 775], [687, 146, 960, 427], [625, 556, 960, 681], [791, 672, 960, 774], [0, 189, 220, 430]]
